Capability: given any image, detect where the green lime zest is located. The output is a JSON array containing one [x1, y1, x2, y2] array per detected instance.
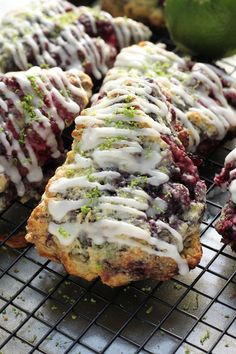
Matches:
[[28, 76, 44, 100], [153, 61, 171, 77], [200, 330, 210, 345], [114, 120, 139, 129], [21, 94, 38, 122], [87, 174, 96, 182], [124, 95, 133, 103], [40, 63, 49, 69], [49, 10, 79, 27], [121, 105, 138, 118], [130, 176, 148, 188], [59, 88, 71, 97], [85, 187, 101, 199], [81, 205, 91, 215], [19, 129, 26, 144], [99, 136, 126, 150], [58, 226, 69, 238], [66, 169, 75, 177]]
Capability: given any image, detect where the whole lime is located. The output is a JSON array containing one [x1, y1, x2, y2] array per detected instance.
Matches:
[[165, 0, 236, 60]]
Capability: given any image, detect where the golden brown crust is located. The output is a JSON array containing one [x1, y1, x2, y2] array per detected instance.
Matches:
[[76, 71, 93, 99]]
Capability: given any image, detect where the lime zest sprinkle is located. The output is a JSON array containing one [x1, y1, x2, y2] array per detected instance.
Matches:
[[200, 330, 210, 345], [99, 136, 126, 150], [173, 283, 182, 290], [145, 305, 153, 314], [48, 11, 79, 27], [153, 61, 171, 77], [81, 205, 91, 215], [87, 174, 96, 182], [19, 129, 26, 144], [58, 226, 69, 238], [28, 76, 44, 99], [40, 63, 49, 69], [130, 176, 148, 188], [66, 169, 75, 177], [114, 120, 139, 129], [121, 105, 138, 118], [21, 94, 38, 122], [124, 95, 133, 103], [59, 88, 71, 97], [85, 186, 101, 199]]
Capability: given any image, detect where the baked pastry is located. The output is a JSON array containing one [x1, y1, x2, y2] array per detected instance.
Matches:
[[101, 0, 165, 28], [0, 66, 92, 212], [215, 148, 236, 251], [26, 71, 206, 286], [0, 0, 151, 78], [112, 42, 236, 153]]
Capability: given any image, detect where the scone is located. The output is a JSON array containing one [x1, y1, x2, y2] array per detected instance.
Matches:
[[111, 42, 236, 153], [101, 0, 165, 28], [0, 0, 151, 78], [0, 66, 92, 212], [26, 70, 205, 286], [215, 148, 236, 251]]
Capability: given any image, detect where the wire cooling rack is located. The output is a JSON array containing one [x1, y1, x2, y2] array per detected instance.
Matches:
[[0, 3, 236, 354]]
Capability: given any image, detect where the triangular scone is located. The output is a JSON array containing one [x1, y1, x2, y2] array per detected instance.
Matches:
[[215, 148, 236, 251], [26, 72, 205, 286], [0, 0, 151, 78], [0, 66, 92, 211]]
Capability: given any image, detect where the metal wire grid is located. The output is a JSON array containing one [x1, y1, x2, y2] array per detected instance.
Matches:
[[0, 16, 236, 354]]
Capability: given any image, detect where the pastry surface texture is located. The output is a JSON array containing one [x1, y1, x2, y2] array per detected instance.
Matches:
[[26, 44, 208, 286], [0, 66, 92, 211]]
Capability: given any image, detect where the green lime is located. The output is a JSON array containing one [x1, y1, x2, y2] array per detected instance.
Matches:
[[165, 0, 236, 59]]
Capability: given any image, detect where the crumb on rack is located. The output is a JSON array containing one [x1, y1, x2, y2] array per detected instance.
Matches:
[[145, 305, 153, 315], [200, 329, 210, 345]]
